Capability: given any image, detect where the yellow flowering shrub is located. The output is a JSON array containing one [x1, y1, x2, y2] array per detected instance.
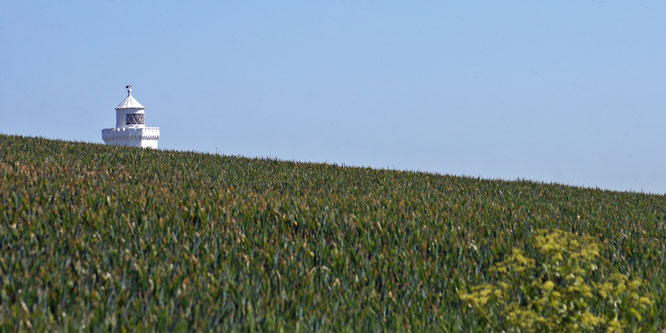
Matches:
[[459, 229, 654, 332]]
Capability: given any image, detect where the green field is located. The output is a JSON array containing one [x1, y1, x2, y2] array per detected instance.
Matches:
[[1, 134, 665, 330]]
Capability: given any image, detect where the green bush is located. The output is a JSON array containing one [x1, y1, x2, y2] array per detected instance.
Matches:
[[460, 229, 654, 332]]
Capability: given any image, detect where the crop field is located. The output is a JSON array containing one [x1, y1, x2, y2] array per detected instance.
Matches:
[[1, 134, 665, 330]]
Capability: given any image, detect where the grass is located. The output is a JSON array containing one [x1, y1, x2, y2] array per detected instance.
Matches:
[[1, 134, 665, 330]]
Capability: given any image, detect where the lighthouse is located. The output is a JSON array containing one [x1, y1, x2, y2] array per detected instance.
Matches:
[[102, 85, 160, 148]]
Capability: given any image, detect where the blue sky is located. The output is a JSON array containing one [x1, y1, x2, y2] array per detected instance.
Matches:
[[1, 1, 665, 193]]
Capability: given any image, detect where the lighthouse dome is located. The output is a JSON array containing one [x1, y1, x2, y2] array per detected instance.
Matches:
[[115, 86, 145, 109]]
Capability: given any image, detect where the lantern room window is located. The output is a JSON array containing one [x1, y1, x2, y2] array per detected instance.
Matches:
[[126, 113, 145, 125]]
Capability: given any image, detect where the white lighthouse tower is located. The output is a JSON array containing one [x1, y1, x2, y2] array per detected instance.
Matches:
[[102, 85, 160, 148]]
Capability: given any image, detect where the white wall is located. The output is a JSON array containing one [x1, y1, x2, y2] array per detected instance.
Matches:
[[102, 127, 160, 148]]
